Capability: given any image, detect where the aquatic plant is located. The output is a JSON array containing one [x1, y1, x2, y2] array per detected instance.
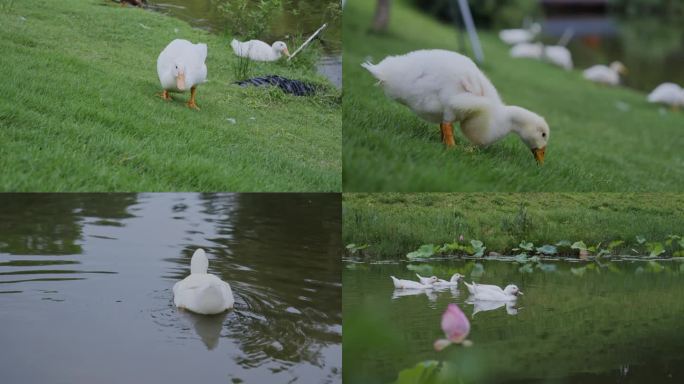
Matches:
[[434, 304, 472, 351]]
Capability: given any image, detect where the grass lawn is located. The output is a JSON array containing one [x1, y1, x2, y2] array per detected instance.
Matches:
[[343, 193, 684, 259], [342, 0, 684, 192], [0, 0, 340, 191]]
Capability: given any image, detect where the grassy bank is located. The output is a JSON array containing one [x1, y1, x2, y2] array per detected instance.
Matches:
[[342, 193, 684, 259], [342, 0, 684, 191], [0, 0, 340, 191]]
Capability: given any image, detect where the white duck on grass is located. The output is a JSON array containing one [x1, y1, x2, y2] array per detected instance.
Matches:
[[173, 248, 234, 315], [362, 50, 550, 164], [583, 61, 628, 86], [647, 83, 684, 110], [464, 281, 522, 301], [391, 275, 437, 289], [231, 39, 290, 62], [157, 39, 207, 110], [499, 23, 541, 45]]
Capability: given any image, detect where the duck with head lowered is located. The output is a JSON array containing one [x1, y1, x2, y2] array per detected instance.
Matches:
[[362, 49, 550, 165], [231, 39, 290, 62]]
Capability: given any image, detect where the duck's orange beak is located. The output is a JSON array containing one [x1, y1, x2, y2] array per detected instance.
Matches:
[[532, 146, 546, 165], [176, 72, 186, 91], [284, 48, 291, 57]]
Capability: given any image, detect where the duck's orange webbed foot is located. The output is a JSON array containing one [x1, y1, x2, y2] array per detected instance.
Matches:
[[158, 90, 172, 101], [187, 86, 200, 110], [440, 122, 456, 148]]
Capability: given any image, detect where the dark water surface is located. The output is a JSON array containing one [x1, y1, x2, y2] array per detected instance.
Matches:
[[344, 259, 684, 384], [0, 193, 341, 384]]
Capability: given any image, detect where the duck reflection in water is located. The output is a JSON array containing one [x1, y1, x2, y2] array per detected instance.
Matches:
[[467, 298, 519, 317], [177, 310, 228, 350]]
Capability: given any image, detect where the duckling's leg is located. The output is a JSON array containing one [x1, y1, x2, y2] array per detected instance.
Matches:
[[187, 86, 200, 110], [440, 122, 456, 147]]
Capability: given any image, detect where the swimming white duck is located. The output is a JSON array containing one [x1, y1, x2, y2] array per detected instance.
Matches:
[[362, 49, 550, 164], [434, 273, 463, 287], [583, 61, 628, 86], [542, 45, 573, 70], [231, 39, 290, 62], [173, 248, 234, 315], [499, 23, 541, 45], [391, 275, 437, 289], [647, 83, 684, 109], [157, 39, 207, 110], [510, 43, 543, 59], [464, 281, 522, 301]]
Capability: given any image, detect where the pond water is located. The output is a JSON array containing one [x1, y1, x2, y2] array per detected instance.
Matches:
[[343, 259, 684, 384], [0, 193, 341, 384], [540, 15, 684, 92], [146, 0, 342, 87]]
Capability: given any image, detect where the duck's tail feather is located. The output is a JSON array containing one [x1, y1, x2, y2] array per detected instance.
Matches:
[[464, 281, 475, 294], [361, 61, 384, 85]]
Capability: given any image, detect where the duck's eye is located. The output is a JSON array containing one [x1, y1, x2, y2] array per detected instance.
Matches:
[[542, 132, 546, 138]]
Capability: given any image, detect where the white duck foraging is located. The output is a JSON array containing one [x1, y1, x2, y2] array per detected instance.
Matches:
[[362, 50, 550, 164], [157, 39, 207, 110], [647, 83, 684, 110], [173, 248, 235, 315], [583, 61, 628, 86], [231, 39, 290, 62], [499, 23, 541, 45], [464, 281, 522, 301], [391, 275, 437, 289]]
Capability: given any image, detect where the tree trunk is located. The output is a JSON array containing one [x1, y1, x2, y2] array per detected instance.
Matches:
[[371, 0, 391, 33]]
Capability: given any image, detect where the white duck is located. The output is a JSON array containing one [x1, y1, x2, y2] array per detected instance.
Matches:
[[543, 45, 573, 70], [510, 43, 543, 59], [391, 275, 437, 289], [362, 50, 550, 164], [434, 273, 463, 287], [464, 282, 522, 301], [173, 248, 234, 315], [583, 61, 628, 86], [231, 39, 290, 62], [157, 39, 207, 110], [647, 83, 684, 109], [499, 23, 541, 45]]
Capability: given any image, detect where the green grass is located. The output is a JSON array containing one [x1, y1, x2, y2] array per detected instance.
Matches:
[[343, 193, 684, 259], [0, 0, 340, 191], [342, 0, 684, 191]]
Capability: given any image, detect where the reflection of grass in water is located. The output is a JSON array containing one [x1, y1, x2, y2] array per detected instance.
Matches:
[[343, 193, 684, 259], [343, 261, 684, 383], [342, 0, 684, 192]]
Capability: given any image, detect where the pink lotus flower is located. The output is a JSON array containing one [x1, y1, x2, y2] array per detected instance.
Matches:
[[434, 304, 472, 351]]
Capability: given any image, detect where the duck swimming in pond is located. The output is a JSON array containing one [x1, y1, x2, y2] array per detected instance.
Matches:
[[173, 248, 234, 315]]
